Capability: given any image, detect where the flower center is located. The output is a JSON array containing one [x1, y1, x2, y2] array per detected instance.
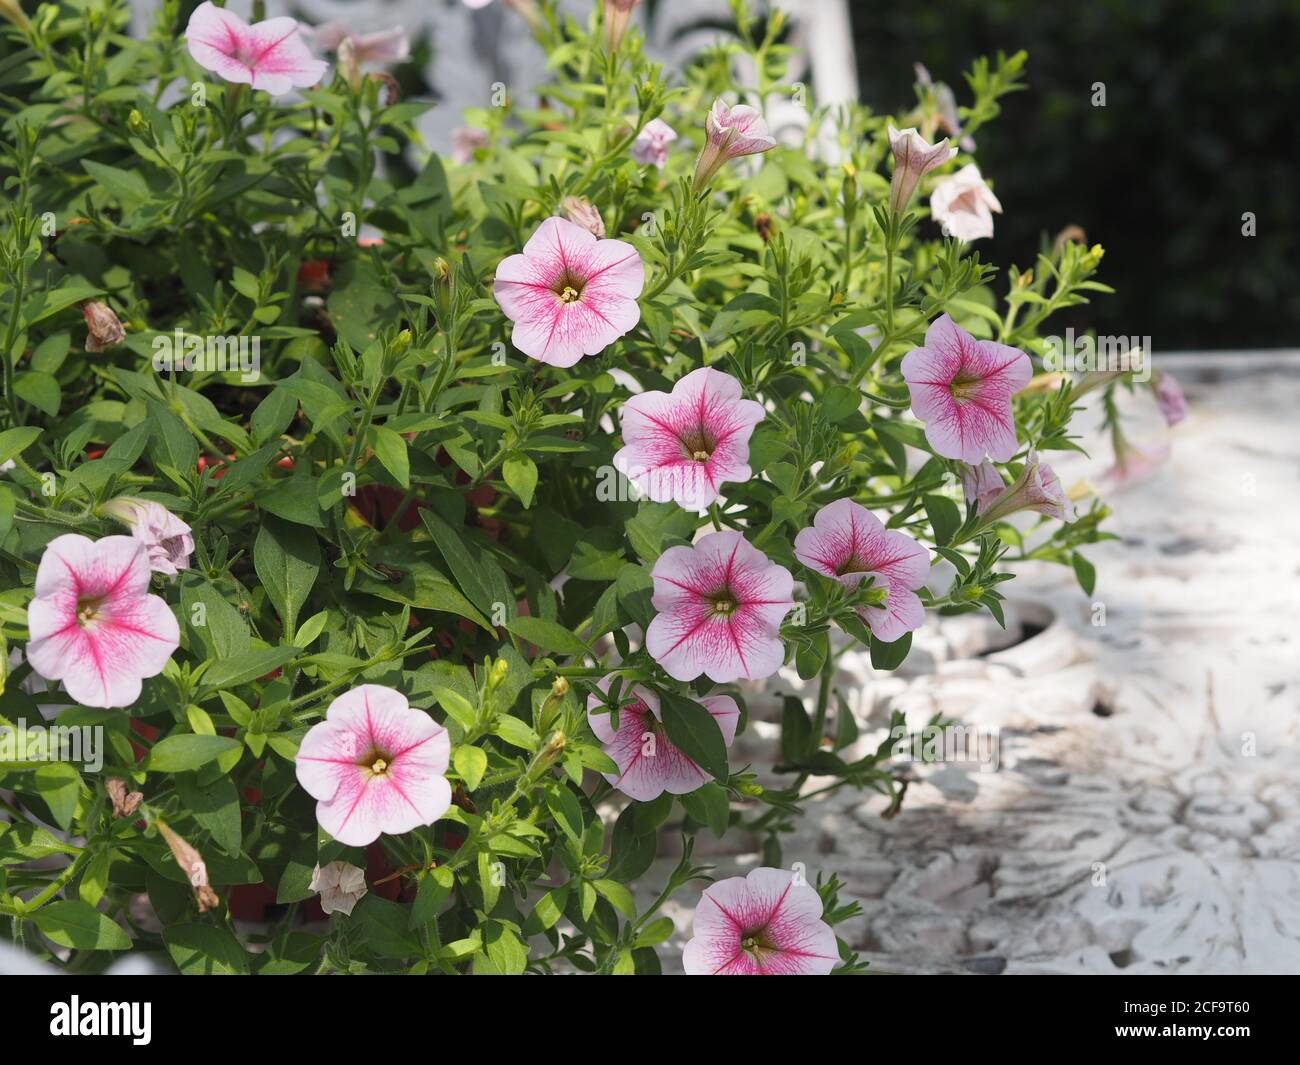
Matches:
[[76, 596, 105, 627], [680, 426, 718, 464], [692, 450, 711, 462], [711, 596, 737, 617], [739, 928, 777, 963], [949, 370, 980, 403], [358, 747, 395, 777], [553, 271, 585, 304], [835, 555, 867, 577]]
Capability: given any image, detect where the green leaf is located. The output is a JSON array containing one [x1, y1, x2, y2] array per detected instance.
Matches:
[[33, 900, 131, 951], [502, 454, 538, 508], [472, 920, 528, 975], [780, 695, 813, 762], [419, 509, 502, 617], [31, 763, 82, 831], [199, 646, 299, 691], [869, 631, 913, 671], [13, 371, 60, 416], [147, 734, 241, 773], [368, 424, 410, 488], [1071, 551, 1097, 596], [0, 426, 40, 466], [592, 878, 636, 918], [659, 691, 729, 781], [254, 517, 320, 637], [164, 924, 250, 974], [924, 493, 962, 548], [505, 616, 589, 657], [82, 158, 152, 205], [452, 744, 487, 790], [678, 780, 731, 837], [175, 774, 242, 855]]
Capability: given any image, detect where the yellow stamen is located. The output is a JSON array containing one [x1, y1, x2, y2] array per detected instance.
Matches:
[[370, 758, 389, 775], [714, 598, 736, 616], [559, 285, 580, 303], [692, 450, 711, 462]]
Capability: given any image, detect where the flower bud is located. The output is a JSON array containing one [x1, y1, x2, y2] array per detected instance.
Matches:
[[886, 125, 956, 215], [559, 196, 605, 238], [692, 98, 776, 194]]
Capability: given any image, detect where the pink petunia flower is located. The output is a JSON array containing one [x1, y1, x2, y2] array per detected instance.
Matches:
[[1151, 371, 1187, 427], [887, 125, 957, 214], [26, 534, 180, 708], [101, 498, 195, 577], [613, 367, 765, 511], [295, 684, 451, 847], [901, 313, 1033, 464], [959, 458, 1005, 511], [631, 117, 677, 170], [586, 679, 738, 801], [692, 99, 777, 193], [1100, 437, 1170, 493], [793, 499, 931, 643], [451, 126, 488, 164], [494, 217, 644, 367], [645, 530, 794, 683], [311, 23, 410, 65], [185, 2, 328, 97], [682, 866, 839, 975], [929, 163, 1002, 242], [604, 0, 642, 52], [975, 451, 1076, 524]]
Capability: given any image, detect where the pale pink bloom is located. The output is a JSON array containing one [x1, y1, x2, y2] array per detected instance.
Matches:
[[692, 99, 776, 193], [311, 23, 410, 64], [901, 313, 1033, 463], [26, 534, 180, 708], [185, 2, 328, 97], [682, 866, 839, 976], [586, 679, 738, 801], [929, 163, 1002, 242], [310, 861, 368, 916], [793, 499, 930, 643], [295, 684, 451, 847], [646, 530, 794, 683], [1152, 372, 1187, 426], [959, 459, 1005, 510], [101, 498, 194, 577], [493, 216, 644, 367], [451, 126, 488, 164], [613, 367, 764, 511], [1100, 438, 1170, 493], [632, 117, 677, 170], [976, 451, 1076, 524], [887, 125, 957, 213], [559, 196, 605, 238]]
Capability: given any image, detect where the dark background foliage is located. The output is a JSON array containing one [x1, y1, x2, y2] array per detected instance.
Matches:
[[849, 0, 1298, 351]]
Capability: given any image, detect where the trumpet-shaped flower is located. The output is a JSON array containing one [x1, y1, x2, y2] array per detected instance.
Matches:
[[185, 2, 328, 96], [682, 866, 839, 975], [887, 125, 957, 213], [646, 531, 794, 683], [613, 367, 765, 511], [929, 164, 1002, 242], [586, 680, 738, 801], [295, 685, 451, 847], [493, 217, 644, 367], [101, 498, 194, 577], [692, 99, 776, 192], [26, 534, 180, 708], [901, 313, 1033, 463], [311, 23, 410, 65], [793, 499, 931, 643], [976, 451, 1076, 524], [1152, 372, 1187, 426]]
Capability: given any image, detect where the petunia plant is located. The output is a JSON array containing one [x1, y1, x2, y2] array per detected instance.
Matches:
[[0, 0, 1158, 975]]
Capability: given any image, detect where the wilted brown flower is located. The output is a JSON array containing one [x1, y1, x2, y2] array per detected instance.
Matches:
[[559, 196, 606, 238], [157, 819, 220, 913], [81, 300, 126, 352], [106, 778, 143, 818]]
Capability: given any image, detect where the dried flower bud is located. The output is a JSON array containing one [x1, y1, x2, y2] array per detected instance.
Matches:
[[106, 778, 143, 818], [81, 300, 126, 353], [559, 196, 606, 238], [157, 819, 220, 914]]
